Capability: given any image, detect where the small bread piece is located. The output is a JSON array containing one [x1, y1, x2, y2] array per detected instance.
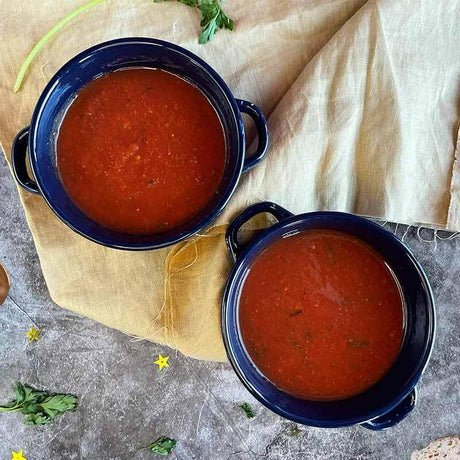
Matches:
[[411, 436, 460, 459]]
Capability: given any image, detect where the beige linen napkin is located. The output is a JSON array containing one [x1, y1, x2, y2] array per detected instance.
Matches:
[[1, 0, 458, 361], [222, 0, 460, 228]]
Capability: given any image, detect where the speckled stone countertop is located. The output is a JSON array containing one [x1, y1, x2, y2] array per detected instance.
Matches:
[[0, 153, 459, 460]]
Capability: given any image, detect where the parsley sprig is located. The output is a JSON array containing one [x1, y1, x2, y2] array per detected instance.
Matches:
[[0, 383, 78, 426], [239, 402, 255, 419], [154, 0, 234, 43], [141, 436, 178, 456]]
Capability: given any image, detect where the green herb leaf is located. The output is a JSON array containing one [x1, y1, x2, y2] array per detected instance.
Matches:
[[25, 412, 50, 426], [239, 402, 255, 419], [198, 0, 234, 44], [154, 0, 234, 44], [39, 394, 78, 419], [14, 383, 26, 405], [141, 436, 178, 456], [154, 0, 199, 6], [0, 383, 77, 426], [0, 383, 45, 412]]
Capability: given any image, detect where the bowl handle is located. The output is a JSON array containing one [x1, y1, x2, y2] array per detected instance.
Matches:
[[226, 202, 293, 261], [236, 99, 269, 172], [361, 387, 418, 431], [11, 126, 40, 194]]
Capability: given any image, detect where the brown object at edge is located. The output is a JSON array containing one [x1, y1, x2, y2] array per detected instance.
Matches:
[[0, 264, 10, 306], [411, 436, 460, 460]]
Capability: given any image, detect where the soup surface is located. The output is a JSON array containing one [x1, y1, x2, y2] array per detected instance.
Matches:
[[57, 68, 226, 234], [239, 229, 404, 401]]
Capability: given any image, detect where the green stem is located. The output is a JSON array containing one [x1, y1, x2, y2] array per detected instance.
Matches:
[[13, 0, 108, 93], [0, 406, 21, 412]]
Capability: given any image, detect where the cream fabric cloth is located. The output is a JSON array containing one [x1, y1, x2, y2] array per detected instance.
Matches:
[[1, 0, 459, 361]]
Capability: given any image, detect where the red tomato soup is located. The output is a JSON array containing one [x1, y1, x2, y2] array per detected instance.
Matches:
[[239, 230, 404, 401], [57, 68, 226, 234]]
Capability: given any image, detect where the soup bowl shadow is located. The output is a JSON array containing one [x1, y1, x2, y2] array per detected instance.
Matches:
[[222, 201, 435, 430], [11, 38, 269, 250]]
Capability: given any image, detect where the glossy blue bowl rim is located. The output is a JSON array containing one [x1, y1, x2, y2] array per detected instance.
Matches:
[[28, 37, 247, 250], [222, 210, 436, 428]]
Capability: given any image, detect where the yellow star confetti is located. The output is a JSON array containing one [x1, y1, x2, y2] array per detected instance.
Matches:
[[25, 326, 40, 342], [11, 451, 27, 460], [154, 354, 170, 371]]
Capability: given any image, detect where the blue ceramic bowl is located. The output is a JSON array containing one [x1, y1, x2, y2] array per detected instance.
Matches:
[[11, 38, 269, 250], [222, 202, 435, 429]]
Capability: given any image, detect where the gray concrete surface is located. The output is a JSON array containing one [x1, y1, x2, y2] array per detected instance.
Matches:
[[0, 151, 459, 460]]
